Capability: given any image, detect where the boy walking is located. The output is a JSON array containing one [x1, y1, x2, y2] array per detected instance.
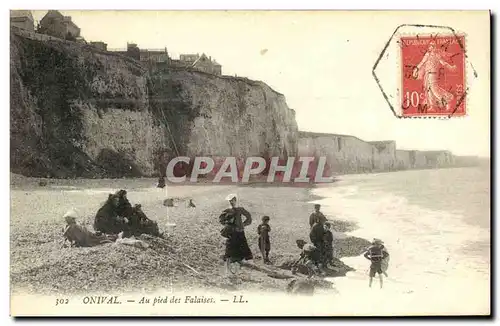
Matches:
[[257, 216, 271, 264]]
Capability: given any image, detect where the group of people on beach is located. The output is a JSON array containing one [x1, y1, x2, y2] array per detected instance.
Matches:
[[292, 204, 336, 276], [93, 189, 162, 238], [218, 196, 336, 276], [62, 189, 162, 248], [217, 194, 390, 288]]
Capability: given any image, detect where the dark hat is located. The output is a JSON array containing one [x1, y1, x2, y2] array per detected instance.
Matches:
[[116, 189, 127, 196], [262, 215, 270, 221], [296, 239, 307, 246], [314, 204, 321, 208]]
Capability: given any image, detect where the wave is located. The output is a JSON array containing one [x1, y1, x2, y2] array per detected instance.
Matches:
[[310, 172, 490, 315]]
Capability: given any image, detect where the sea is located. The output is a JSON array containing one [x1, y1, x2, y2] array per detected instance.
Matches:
[[312, 166, 491, 315]]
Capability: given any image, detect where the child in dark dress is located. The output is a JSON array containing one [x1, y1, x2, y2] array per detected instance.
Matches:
[[257, 216, 271, 264]]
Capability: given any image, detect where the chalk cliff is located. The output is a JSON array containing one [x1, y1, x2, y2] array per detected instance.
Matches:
[[10, 31, 298, 178], [10, 29, 478, 179], [298, 132, 458, 175]]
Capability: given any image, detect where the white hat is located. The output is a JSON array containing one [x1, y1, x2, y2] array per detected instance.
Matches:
[[225, 194, 237, 201], [63, 209, 79, 219]]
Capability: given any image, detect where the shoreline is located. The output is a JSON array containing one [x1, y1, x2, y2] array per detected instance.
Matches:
[[11, 164, 485, 188], [10, 174, 371, 295], [309, 167, 490, 308]]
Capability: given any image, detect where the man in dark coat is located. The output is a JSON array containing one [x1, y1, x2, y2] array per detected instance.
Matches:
[[309, 204, 327, 228], [310, 221, 325, 265]]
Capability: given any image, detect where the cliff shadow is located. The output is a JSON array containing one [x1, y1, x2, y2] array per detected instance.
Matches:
[[95, 148, 143, 178]]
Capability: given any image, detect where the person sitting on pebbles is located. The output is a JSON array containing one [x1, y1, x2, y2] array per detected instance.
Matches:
[[63, 209, 117, 248], [292, 239, 324, 277]]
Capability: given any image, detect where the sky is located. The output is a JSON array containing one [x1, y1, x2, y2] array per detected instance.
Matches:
[[30, 10, 491, 157]]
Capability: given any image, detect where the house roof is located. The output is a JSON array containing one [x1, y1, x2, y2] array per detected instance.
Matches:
[[180, 54, 200, 60], [41, 10, 64, 22], [192, 53, 210, 66], [40, 10, 80, 31], [10, 10, 34, 21]]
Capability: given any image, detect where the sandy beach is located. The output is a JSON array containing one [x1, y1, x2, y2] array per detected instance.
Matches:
[[9, 166, 491, 316], [10, 173, 370, 296]]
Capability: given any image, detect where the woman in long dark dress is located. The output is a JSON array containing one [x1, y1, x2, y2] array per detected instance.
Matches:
[[219, 194, 253, 275]]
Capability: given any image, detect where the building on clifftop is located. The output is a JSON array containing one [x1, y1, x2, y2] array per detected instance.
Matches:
[[90, 41, 108, 51], [10, 10, 35, 32], [109, 45, 222, 75], [175, 53, 222, 75], [38, 10, 81, 40], [140, 48, 170, 63], [111, 43, 169, 63]]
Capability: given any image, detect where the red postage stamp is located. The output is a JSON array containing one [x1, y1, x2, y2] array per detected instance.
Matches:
[[400, 34, 466, 117]]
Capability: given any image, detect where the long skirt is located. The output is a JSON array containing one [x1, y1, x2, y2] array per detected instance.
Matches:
[[224, 231, 253, 263], [312, 241, 325, 263]]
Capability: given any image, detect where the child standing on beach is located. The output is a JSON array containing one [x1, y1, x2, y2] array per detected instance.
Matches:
[[257, 216, 271, 264], [364, 238, 390, 289]]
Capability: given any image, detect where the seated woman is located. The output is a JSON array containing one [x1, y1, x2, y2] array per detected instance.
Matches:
[[94, 193, 129, 235], [126, 204, 162, 238], [63, 209, 117, 247]]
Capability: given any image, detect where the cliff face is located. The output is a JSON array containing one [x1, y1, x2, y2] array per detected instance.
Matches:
[[299, 132, 459, 175], [369, 141, 397, 171], [298, 133, 375, 174], [10, 30, 472, 180], [150, 70, 298, 159], [10, 32, 298, 178]]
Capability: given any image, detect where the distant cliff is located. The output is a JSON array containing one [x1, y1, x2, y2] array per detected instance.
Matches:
[[10, 31, 298, 178], [298, 131, 461, 175]]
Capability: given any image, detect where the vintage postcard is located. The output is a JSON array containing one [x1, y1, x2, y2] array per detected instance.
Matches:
[[9, 10, 491, 317]]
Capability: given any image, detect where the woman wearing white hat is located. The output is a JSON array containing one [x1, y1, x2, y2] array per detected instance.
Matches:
[[219, 194, 253, 275]]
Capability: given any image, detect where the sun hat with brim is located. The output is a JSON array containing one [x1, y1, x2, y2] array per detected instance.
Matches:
[[225, 194, 237, 201], [63, 209, 79, 219]]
